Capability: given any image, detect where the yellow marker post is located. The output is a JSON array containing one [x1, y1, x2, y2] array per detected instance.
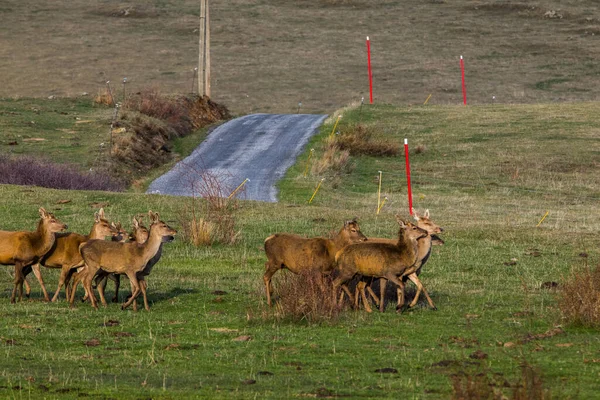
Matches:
[[228, 178, 249, 199], [308, 178, 325, 204], [377, 196, 388, 215], [329, 115, 341, 139], [423, 94, 432, 105], [377, 171, 382, 213], [303, 149, 315, 177], [536, 210, 549, 227]]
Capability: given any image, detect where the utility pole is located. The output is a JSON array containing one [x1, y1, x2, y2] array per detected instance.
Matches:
[[198, 0, 211, 97]]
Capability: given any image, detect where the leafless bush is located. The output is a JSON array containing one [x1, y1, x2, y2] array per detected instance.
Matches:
[[176, 166, 241, 246], [271, 270, 345, 323], [559, 264, 600, 327], [0, 154, 124, 191], [336, 124, 399, 157]]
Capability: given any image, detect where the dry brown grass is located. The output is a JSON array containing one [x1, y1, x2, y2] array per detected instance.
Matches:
[[1, 1, 599, 114], [270, 269, 345, 323], [311, 141, 352, 176], [177, 169, 241, 246], [558, 264, 600, 327], [335, 124, 399, 157]]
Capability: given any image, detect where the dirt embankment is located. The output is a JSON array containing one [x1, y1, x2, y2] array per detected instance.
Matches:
[[109, 90, 230, 181]]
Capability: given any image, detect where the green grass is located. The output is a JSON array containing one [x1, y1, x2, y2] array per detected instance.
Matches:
[[1, 102, 600, 398], [0, 98, 112, 170]]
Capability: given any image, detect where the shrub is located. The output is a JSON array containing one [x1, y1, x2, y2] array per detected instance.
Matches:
[[176, 168, 240, 246], [271, 269, 345, 323], [0, 154, 124, 191], [94, 88, 114, 106], [335, 124, 399, 157], [558, 264, 600, 327], [311, 141, 352, 176]]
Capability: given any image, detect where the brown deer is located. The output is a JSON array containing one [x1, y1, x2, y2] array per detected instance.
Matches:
[[355, 209, 443, 311], [70, 211, 176, 310], [95, 213, 171, 311], [24, 208, 118, 302], [263, 218, 367, 306], [0, 208, 68, 303], [333, 217, 427, 313], [94, 216, 150, 304]]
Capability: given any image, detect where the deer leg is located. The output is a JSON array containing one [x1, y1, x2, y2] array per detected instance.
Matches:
[[378, 278, 387, 312], [367, 284, 380, 306], [385, 274, 406, 313], [354, 280, 363, 309], [23, 277, 31, 298], [263, 262, 279, 307], [96, 275, 109, 308], [51, 265, 72, 302], [27, 263, 50, 301], [82, 267, 100, 310], [140, 279, 150, 311], [111, 274, 121, 303], [358, 281, 372, 313], [407, 273, 436, 310], [121, 272, 141, 311], [11, 263, 26, 303]]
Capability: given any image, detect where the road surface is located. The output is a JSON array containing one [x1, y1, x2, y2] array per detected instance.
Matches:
[[147, 113, 327, 202]]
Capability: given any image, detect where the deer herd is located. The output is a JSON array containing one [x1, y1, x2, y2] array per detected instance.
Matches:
[[0, 207, 176, 311], [1, 206, 443, 314], [264, 209, 444, 313]]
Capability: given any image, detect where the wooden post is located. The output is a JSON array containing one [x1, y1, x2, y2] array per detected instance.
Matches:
[[198, 0, 211, 97]]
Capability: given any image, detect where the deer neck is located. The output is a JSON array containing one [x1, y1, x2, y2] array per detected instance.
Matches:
[[138, 227, 164, 264], [87, 222, 106, 240], [417, 235, 432, 259], [332, 229, 349, 252], [397, 232, 419, 265], [32, 219, 57, 257]]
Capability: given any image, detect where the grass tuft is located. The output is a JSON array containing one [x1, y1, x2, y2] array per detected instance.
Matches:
[[270, 270, 344, 323], [558, 265, 600, 327], [336, 124, 399, 157]]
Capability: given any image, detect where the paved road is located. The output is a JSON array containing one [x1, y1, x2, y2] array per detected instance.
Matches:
[[147, 113, 327, 202]]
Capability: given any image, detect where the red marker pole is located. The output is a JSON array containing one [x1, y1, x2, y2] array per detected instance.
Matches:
[[460, 55, 467, 106], [404, 138, 413, 215], [366, 36, 373, 104]]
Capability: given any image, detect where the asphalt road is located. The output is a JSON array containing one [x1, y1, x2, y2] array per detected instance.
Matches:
[[147, 113, 327, 202]]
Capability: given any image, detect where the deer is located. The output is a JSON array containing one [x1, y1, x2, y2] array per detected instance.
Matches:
[[333, 217, 427, 313], [94, 216, 150, 304], [95, 213, 171, 311], [354, 209, 444, 312], [263, 218, 367, 306], [22, 208, 118, 302], [0, 208, 68, 303], [69, 211, 176, 311]]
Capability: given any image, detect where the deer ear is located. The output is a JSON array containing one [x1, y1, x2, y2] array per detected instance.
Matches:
[[94, 212, 100, 223], [39, 207, 48, 218], [395, 214, 407, 226], [133, 217, 139, 229], [412, 208, 420, 221], [98, 208, 105, 220], [424, 209, 430, 218]]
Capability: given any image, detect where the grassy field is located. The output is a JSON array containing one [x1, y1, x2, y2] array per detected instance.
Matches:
[[1, 0, 600, 114], [1, 102, 599, 399]]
